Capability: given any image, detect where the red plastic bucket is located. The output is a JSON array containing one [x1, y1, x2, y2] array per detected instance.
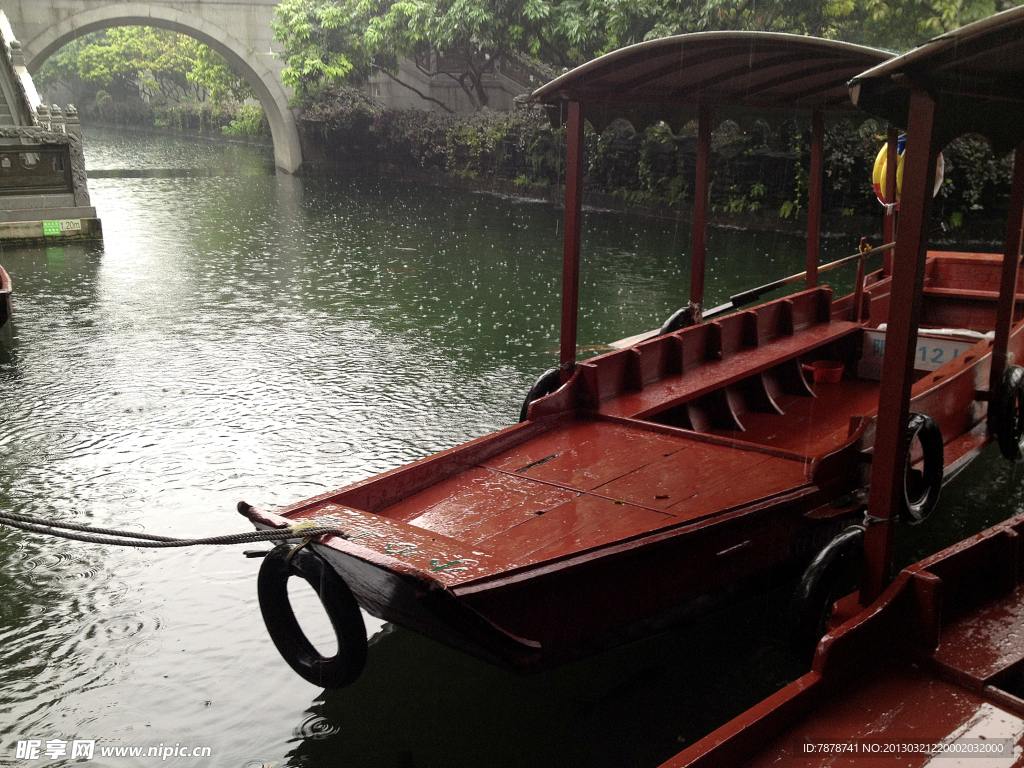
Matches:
[[803, 360, 845, 384]]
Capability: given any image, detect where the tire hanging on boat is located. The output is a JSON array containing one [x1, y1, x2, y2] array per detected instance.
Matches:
[[257, 544, 367, 688], [658, 306, 696, 336], [991, 365, 1024, 462], [519, 367, 562, 422], [789, 525, 865, 656], [900, 412, 944, 524]]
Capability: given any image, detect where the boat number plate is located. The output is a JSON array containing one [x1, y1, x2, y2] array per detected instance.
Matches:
[[859, 330, 976, 379]]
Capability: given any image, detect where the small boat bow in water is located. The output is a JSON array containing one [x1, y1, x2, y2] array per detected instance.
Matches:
[[0, 263, 11, 329], [243, 30, 1024, 688]]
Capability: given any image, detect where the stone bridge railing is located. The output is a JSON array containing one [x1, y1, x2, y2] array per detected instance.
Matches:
[[0, 14, 97, 239], [0, 104, 91, 211]]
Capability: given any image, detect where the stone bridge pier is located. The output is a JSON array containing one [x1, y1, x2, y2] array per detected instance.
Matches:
[[4, 0, 303, 173]]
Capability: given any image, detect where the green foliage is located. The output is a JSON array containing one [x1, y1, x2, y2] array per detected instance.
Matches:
[[35, 33, 105, 95], [41, 27, 252, 107], [272, 0, 1024, 115], [272, 0, 378, 105], [299, 93, 1022, 228], [189, 45, 254, 104], [223, 104, 271, 140]]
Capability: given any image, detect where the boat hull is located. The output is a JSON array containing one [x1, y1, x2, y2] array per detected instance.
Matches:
[[247, 251, 1024, 673]]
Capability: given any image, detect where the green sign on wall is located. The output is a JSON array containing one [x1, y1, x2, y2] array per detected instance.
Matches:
[[42, 221, 61, 236]]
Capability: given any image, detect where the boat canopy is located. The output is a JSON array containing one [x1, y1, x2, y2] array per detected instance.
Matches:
[[850, 6, 1024, 155], [532, 32, 891, 132], [528, 32, 892, 376]]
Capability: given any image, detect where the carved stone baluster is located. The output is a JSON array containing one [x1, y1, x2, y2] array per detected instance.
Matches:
[[50, 105, 65, 134]]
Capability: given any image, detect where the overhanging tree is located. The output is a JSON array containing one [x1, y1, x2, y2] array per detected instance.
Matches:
[[272, 0, 1024, 110]]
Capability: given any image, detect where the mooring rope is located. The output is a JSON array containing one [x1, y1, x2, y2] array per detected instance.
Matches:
[[0, 510, 346, 548]]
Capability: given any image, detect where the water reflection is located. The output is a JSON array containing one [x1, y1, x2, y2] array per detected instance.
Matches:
[[0, 127, 1019, 768]]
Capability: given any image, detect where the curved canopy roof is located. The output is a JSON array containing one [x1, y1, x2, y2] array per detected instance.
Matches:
[[849, 6, 1024, 155], [531, 32, 891, 132]]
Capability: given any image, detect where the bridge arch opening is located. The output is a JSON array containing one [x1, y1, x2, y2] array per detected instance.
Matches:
[[24, 6, 302, 173]]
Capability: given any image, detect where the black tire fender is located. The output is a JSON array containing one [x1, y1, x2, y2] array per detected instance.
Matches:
[[257, 545, 367, 688], [519, 367, 562, 422], [659, 306, 696, 336], [900, 412, 943, 525], [789, 525, 865, 656], [992, 365, 1024, 462]]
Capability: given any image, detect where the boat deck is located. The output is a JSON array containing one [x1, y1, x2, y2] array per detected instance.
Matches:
[[277, 417, 817, 587], [383, 419, 812, 556], [741, 664, 1024, 767], [662, 515, 1024, 768]]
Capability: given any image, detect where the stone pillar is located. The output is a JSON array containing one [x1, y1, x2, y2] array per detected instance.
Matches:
[[64, 104, 81, 138], [35, 102, 48, 130], [50, 104, 64, 134], [9, 40, 24, 69], [64, 105, 90, 208]]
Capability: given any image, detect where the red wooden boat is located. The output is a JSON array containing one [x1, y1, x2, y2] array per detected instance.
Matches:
[[661, 8, 1024, 766], [662, 509, 1024, 768], [242, 32, 1024, 688], [0, 263, 11, 329]]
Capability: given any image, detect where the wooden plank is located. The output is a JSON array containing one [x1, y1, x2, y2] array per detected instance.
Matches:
[[279, 415, 567, 515], [666, 457, 810, 521], [383, 467, 578, 544], [482, 419, 688, 490], [596, 442, 798, 511], [479, 494, 679, 563]]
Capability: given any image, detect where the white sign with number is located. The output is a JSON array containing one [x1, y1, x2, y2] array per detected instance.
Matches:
[[859, 329, 979, 379]]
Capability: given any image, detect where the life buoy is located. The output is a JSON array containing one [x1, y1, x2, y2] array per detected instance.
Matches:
[[900, 412, 944, 524], [257, 544, 367, 688], [789, 525, 865, 656], [519, 367, 562, 422], [991, 365, 1024, 461], [872, 135, 944, 210]]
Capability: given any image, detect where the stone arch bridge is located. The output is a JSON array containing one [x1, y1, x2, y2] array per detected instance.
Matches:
[[4, 0, 302, 173]]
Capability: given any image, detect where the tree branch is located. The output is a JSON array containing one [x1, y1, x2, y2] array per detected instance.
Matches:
[[373, 65, 455, 113], [441, 70, 480, 110]]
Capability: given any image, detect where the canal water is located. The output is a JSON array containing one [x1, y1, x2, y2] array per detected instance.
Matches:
[[0, 127, 1022, 768]]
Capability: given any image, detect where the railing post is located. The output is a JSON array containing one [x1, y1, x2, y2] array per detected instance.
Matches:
[[559, 99, 585, 382], [989, 142, 1024, 393], [806, 109, 824, 288], [862, 90, 940, 605], [690, 104, 713, 321], [883, 126, 899, 274]]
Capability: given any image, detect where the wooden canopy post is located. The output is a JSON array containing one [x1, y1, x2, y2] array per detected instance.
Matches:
[[883, 126, 899, 274], [989, 142, 1024, 393], [559, 100, 586, 383], [861, 91, 940, 605], [806, 109, 824, 288], [690, 104, 713, 321]]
